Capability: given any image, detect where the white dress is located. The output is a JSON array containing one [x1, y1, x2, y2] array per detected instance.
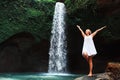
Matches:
[[82, 35, 97, 56]]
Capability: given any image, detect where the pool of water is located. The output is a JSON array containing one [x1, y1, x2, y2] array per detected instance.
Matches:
[[0, 73, 82, 80]]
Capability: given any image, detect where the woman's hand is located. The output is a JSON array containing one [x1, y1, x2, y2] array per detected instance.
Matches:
[[101, 26, 107, 29], [77, 25, 81, 30], [76, 25, 80, 28]]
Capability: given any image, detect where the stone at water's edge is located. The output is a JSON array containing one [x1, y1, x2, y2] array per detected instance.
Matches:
[[74, 75, 97, 80], [106, 62, 120, 80], [74, 73, 112, 80], [75, 62, 120, 80]]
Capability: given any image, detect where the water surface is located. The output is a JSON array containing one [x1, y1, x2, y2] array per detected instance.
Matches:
[[0, 73, 82, 80]]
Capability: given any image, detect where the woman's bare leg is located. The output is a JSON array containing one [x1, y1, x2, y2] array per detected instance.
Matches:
[[82, 53, 93, 76], [82, 53, 89, 62], [88, 56, 93, 76]]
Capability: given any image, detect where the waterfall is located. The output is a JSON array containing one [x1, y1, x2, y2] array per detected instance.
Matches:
[[48, 2, 67, 73]]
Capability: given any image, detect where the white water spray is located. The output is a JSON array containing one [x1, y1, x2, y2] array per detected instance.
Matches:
[[48, 2, 67, 73]]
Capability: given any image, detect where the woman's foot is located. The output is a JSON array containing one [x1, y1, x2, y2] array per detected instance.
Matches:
[[88, 73, 93, 77]]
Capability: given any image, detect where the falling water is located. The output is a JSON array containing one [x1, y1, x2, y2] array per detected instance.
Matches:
[[48, 2, 67, 73]]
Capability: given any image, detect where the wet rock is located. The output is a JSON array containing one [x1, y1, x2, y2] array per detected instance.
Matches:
[[106, 62, 120, 80], [74, 73, 112, 80], [74, 62, 120, 80]]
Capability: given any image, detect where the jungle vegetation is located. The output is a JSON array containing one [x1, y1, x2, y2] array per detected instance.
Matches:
[[0, 0, 120, 43]]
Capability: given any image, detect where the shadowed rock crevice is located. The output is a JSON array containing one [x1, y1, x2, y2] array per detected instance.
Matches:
[[0, 32, 49, 73]]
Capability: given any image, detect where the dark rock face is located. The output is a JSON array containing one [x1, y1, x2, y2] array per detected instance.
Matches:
[[22, 39, 49, 72], [96, 0, 120, 16], [0, 32, 49, 73]]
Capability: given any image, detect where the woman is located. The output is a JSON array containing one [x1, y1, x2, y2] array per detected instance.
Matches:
[[76, 25, 106, 76]]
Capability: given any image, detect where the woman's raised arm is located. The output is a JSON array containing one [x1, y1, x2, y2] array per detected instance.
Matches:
[[76, 25, 85, 38], [91, 26, 107, 38]]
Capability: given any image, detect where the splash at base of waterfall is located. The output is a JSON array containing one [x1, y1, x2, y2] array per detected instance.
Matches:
[[48, 2, 67, 73]]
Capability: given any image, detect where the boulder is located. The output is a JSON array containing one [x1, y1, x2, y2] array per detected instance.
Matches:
[[74, 73, 112, 80], [74, 62, 120, 80], [106, 62, 120, 80]]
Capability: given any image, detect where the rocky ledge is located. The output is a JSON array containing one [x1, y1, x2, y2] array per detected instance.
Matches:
[[75, 62, 120, 80], [75, 73, 112, 80]]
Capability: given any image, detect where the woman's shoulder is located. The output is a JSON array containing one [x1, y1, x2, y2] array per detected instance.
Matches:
[[89, 35, 94, 39]]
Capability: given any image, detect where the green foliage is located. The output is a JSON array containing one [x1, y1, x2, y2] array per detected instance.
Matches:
[[65, 0, 98, 28], [65, 0, 98, 27], [65, 0, 96, 13], [0, 0, 119, 43], [0, 0, 55, 43]]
